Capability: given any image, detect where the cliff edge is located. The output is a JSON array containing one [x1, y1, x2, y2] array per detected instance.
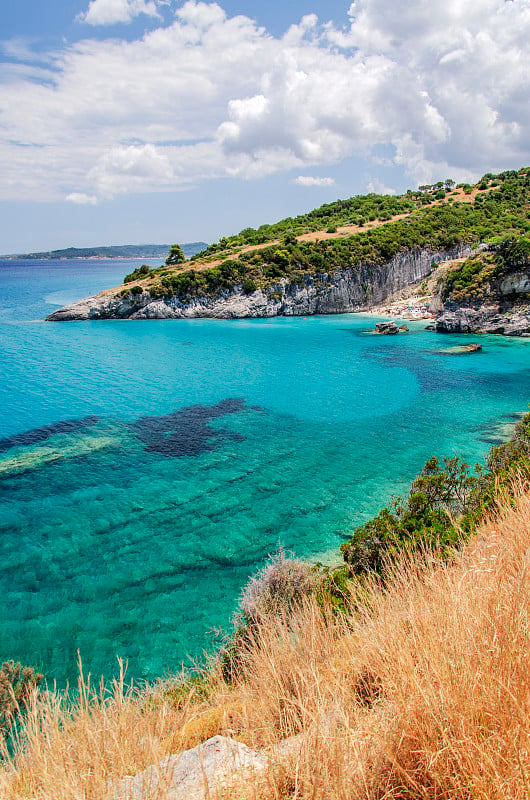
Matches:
[[435, 238, 530, 335], [46, 245, 469, 321], [46, 167, 530, 325]]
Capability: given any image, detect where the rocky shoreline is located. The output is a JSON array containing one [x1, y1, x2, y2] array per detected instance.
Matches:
[[45, 241, 530, 337], [360, 301, 530, 337], [46, 245, 470, 322], [434, 304, 530, 336]]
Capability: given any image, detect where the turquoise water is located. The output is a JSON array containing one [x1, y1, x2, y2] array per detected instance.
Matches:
[[1, 259, 529, 685]]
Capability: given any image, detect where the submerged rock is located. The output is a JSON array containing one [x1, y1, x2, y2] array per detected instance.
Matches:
[[0, 435, 116, 477], [438, 343, 482, 355], [127, 398, 250, 457], [0, 415, 99, 453]]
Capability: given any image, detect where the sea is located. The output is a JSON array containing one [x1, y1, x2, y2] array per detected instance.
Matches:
[[1, 258, 529, 685]]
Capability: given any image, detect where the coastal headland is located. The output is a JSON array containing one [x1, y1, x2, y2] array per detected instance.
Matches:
[[47, 167, 530, 334]]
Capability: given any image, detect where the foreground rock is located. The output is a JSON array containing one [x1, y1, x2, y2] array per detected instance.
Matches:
[[47, 245, 471, 321], [113, 735, 267, 800]]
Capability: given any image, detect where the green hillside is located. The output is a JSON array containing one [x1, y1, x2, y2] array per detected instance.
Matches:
[[195, 191, 418, 256], [124, 168, 529, 301]]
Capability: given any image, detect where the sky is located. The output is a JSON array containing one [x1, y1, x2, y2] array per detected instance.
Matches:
[[0, 0, 529, 252]]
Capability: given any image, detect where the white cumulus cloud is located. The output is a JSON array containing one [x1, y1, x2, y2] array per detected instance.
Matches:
[[66, 192, 99, 205], [294, 176, 336, 187], [79, 0, 160, 26], [366, 178, 396, 195], [88, 144, 174, 197], [0, 0, 528, 203]]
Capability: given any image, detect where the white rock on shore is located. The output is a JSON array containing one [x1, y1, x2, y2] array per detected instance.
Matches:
[[113, 735, 268, 800]]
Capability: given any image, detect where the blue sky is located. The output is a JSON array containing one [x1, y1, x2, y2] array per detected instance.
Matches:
[[1, 0, 529, 252]]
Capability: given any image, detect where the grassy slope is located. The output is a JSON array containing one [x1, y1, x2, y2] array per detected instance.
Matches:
[[2, 413, 530, 798], [2, 484, 530, 799], [116, 168, 529, 302]]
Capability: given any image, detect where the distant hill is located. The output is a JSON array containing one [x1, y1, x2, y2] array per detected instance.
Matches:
[[5, 243, 208, 260]]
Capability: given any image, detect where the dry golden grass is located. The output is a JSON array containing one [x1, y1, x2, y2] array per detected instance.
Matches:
[[2, 483, 530, 799]]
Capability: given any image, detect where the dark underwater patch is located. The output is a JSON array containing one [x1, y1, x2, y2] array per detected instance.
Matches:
[[0, 415, 100, 453], [478, 436, 505, 446], [128, 398, 258, 457]]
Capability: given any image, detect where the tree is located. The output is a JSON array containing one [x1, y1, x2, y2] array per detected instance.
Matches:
[[165, 244, 185, 266], [340, 456, 479, 576]]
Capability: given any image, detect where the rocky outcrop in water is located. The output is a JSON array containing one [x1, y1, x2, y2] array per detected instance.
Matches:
[[435, 303, 530, 336], [436, 307, 530, 335], [434, 254, 530, 335], [47, 245, 471, 321], [375, 321, 399, 334]]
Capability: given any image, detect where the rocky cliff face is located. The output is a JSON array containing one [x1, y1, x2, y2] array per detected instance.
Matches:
[[46, 245, 470, 321], [435, 267, 530, 336], [435, 305, 530, 335]]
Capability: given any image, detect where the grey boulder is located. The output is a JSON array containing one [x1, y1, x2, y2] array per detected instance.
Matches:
[[113, 735, 267, 800]]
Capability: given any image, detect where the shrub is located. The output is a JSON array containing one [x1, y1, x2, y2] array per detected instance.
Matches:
[[442, 252, 499, 302], [341, 456, 480, 576], [0, 661, 43, 738], [129, 285, 143, 296], [498, 236, 530, 269], [242, 279, 257, 295], [239, 548, 318, 623], [340, 411, 530, 580], [219, 549, 320, 681], [282, 232, 297, 246], [123, 264, 151, 284]]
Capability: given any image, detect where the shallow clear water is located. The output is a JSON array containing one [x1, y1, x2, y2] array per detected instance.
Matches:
[[1, 259, 529, 684]]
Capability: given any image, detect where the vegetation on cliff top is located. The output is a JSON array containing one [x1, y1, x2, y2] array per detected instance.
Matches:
[[442, 234, 530, 304], [192, 178, 462, 257], [121, 167, 529, 302]]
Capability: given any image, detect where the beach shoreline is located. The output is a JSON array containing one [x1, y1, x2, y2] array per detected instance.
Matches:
[[359, 294, 436, 321]]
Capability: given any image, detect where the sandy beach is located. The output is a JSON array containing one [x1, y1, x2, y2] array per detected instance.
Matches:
[[363, 294, 436, 320]]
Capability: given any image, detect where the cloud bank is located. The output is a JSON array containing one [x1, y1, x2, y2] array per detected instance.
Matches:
[[0, 0, 528, 203]]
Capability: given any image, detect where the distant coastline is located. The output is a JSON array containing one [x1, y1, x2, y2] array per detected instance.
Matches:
[[1, 242, 208, 261]]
